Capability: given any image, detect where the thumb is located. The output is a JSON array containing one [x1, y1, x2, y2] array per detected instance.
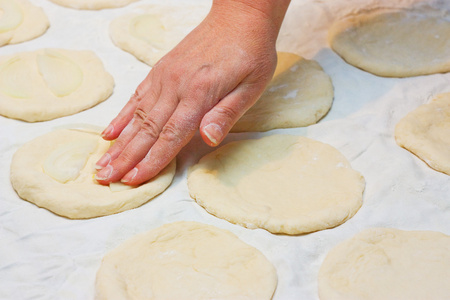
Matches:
[[199, 84, 263, 146]]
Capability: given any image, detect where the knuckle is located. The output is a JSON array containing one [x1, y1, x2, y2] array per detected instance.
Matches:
[[133, 107, 147, 122], [159, 123, 182, 145], [141, 118, 161, 140], [215, 105, 239, 122]]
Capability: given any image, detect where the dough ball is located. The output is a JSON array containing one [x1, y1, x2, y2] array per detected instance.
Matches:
[[395, 93, 450, 175], [109, 4, 209, 66], [231, 52, 334, 132], [0, 49, 114, 122], [10, 128, 176, 219], [328, 5, 450, 77], [318, 228, 450, 300], [188, 135, 365, 234], [0, 0, 49, 46], [95, 221, 277, 300], [48, 0, 139, 10]]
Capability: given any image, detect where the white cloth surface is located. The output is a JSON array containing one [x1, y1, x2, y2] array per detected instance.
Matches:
[[1, 0, 449, 299]]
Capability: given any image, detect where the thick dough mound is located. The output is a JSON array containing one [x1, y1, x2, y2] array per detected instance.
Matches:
[[109, 4, 209, 66], [48, 0, 139, 10], [231, 52, 334, 132], [0, 0, 49, 47], [188, 135, 365, 234], [0, 49, 114, 122], [319, 228, 450, 300], [10, 128, 176, 219], [395, 93, 450, 175], [96, 221, 277, 300], [328, 6, 450, 77]]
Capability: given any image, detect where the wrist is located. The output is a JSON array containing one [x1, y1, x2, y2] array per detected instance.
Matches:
[[208, 0, 290, 40]]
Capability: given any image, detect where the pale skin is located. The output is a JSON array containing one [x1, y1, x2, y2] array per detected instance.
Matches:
[[95, 0, 291, 185]]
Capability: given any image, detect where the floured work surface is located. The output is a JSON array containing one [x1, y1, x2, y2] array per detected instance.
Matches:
[[1, 0, 450, 299]]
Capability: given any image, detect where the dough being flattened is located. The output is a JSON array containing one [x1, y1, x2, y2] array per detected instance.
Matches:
[[109, 4, 209, 66], [231, 52, 334, 132], [318, 228, 450, 300], [48, 0, 139, 10], [188, 135, 365, 234], [0, 0, 49, 47], [0, 49, 114, 122], [10, 129, 176, 219], [395, 93, 450, 175], [328, 6, 450, 77], [95, 221, 277, 300]]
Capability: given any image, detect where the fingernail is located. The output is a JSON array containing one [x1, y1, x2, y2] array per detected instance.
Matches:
[[121, 167, 138, 183], [95, 153, 111, 170], [95, 164, 113, 181], [101, 124, 114, 137], [203, 123, 222, 146]]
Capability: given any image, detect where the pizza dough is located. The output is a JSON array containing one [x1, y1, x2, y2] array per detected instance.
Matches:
[[395, 93, 450, 175], [231, 52, 334, 132], [10, 128, 176, 219], [318, 228, 450, 300], [188, 135, 365, 234], [0, 49, 114, 122], [0, 0, 49, 46], [48, 0, 139, 10], [95, 221, 277, 300], [109, 4, 209, 66], [328, 5, 450, 77]]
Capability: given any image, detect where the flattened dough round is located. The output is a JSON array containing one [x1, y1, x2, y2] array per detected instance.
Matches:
[[328, 6, 450, 77], [0, 49, 114, 122], [109, 5, 209, 66], [318, 228, 450, 300], [231, 52, 334, 132], [0, 0, 49, 46], [48, 0, 138, 10], [188, 135, 365, 234], [10, 128, 176, 219], [395, 93, 450, 175], [95, 221, 277, 300]]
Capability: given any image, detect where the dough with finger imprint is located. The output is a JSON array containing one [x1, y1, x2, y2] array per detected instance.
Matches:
[[10, 128, 176, 219], [95, 221, 278, 300], [395, 92, 450, 175], [109, 4, 209, 66], [188, 134, 365, 234], [0, 48, 114, 122], [0, 0, 49, 47], [48, 0, 139, 10], [232, 52, 334, 132]]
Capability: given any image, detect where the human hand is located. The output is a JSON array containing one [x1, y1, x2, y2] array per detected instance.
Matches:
[[95, 0, 290, 186]]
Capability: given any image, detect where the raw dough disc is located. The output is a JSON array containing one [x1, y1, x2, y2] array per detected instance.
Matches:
[[328, 5, 450, 77], [188, 135, 365, 234], [0, 0, 49, 46], [95, 221, 277, 300], [10, 128, 176, 219], [109, 4, 209, 66], [318, 228, 450, 300], [231, 52, 334, 132], [48, 0, 139, 10], [395, 93, 450, 175], [0, 48, 114, 122]]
